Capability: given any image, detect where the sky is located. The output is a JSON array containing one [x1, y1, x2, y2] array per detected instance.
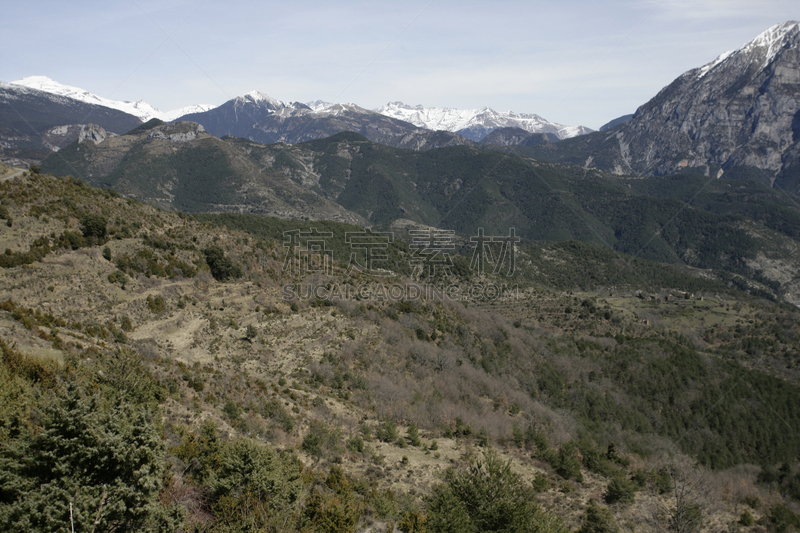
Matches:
[[2, 0, 798, 130]]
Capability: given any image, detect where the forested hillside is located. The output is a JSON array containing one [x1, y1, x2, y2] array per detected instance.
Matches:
[[1, 171, 800, 532]]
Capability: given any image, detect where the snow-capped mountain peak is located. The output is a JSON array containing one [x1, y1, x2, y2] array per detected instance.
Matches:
[[10, 76, 216, 122], [241, 90, 286, 108], [375, 101, 591, 141], [742, 20, 799, 65], [306, 100, 335, 112], [160, 104, 217, 122], [12, 75, 86, 96], [11, 76, 162, 121], [696, 20, 799, 79]]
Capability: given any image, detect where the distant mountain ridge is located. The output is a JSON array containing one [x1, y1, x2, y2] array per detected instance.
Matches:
[[174, 94, 477, 150], [0, 81, 143, 165], [375, 101, 592, 141], [9, 76, 216, 122], [479, 127, 559, 146], [6, 77, 593, 151], [598, 114, 633, 131]]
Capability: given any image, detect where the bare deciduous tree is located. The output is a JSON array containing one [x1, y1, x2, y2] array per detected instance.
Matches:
[[651, 456, 715, 533]]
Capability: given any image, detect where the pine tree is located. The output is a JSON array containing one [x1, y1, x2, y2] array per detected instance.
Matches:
[[0, 383, 174, 532], [579, 499, 619, 533], [407, 422, 421, 447], [426, 449, 567, 533]]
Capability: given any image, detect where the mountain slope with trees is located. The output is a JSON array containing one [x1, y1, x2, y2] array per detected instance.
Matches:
[[1, 172, 800, 532], [39, 126, 800, 304]]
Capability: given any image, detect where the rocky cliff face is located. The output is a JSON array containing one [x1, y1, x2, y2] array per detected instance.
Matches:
[[615, 21, 800, 183], [77, 123, 116, 145]]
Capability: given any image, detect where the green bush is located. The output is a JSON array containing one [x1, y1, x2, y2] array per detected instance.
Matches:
[[146, 295, 165, 313], [0, 383, 174, 532], [554, 444, 583, 482], [399, 509, 428, 533], [223, 399, 243, 421], [108, 270, 127, 286], [632, 468, 648, 487], [426, 449, 567, 533], [654, 467, 673, 494], [532, 474, 551, 492], [346, 434, 365, 453], [579, 499, 620, 533], [112, 328, 127, 344], [512, 423, 524, 448], [476, 427, 490, 447], [302, 420, 339, 458], [407, 422, 421, 447], [206, 438, 304, 531], [203, 245, 242, 281], [301, 485, 362, 533], [604, 476, 637, 505], [376, 419, 399, 443], [768, 504, 800, 533], [80, 213, 108, 239]]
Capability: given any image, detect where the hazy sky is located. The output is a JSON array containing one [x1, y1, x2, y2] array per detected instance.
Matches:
[[2, 1, 797, 129]]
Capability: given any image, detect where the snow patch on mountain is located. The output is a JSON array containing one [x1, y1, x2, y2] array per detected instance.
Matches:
[[314, 103, 368, 116], [375, 102, 591, 140], [697, 50, 735, 78]]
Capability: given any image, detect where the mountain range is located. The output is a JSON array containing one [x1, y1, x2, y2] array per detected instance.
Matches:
[[9, 22, 800, 185], [7, 21, 800, 186], [0, 77, 592, 164], [7, 77, 595, 142], [375, 101, 593, 141], [174, 92, 475, 150]]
